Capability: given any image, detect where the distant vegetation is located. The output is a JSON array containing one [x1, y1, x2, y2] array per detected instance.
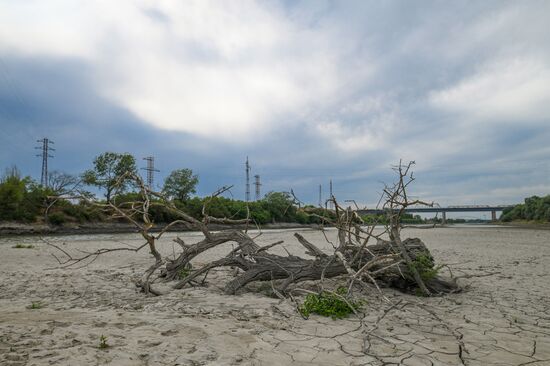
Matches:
[[5, 154, 534, 227], [0, 153, 336, 226], [0, 167, 428, 227], [500, 195, 550, 222], [0, 171, 332, 226], [0, 167, 76, 222]]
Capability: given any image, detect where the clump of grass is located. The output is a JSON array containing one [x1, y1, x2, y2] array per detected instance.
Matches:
[[299, 287, 364, 320], [12, 243, 34, 249], [178, 267, 191, 279], [99, 335, 109, 349], [28, 301, 43, 309]]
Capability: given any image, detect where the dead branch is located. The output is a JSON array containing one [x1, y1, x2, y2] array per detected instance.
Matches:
[[47, 161, 459, 310]]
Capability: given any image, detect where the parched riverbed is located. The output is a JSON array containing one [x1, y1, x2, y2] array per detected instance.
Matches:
[[1, 226, 549, 366]]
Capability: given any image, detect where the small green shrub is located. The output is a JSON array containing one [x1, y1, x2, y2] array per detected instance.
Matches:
[[99, 335, 109, 349], [28, 301, 43, 309], [48, 212, 66, 226], [408, 253, 442, 283], [178, 267, 191, 279], [299, 287, 364, 319], [12, 243, 34, 249]]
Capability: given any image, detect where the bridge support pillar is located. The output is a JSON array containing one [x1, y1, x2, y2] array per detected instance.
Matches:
[[442, 211, 447, 225], [491, 210, 497, 221]]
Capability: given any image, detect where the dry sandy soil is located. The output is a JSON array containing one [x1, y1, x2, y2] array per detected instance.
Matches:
[[1, 226, 549, 366]]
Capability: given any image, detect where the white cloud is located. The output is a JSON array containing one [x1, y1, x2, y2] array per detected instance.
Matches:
[[0, 0, 371, 140], [315, 116, 396, 153], [430, 58, 550, 123], [311, 93, 400, 154], [1, 0, 550, 204]]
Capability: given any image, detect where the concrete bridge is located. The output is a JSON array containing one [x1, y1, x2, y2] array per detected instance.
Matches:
[[356, 205, 516, 223]]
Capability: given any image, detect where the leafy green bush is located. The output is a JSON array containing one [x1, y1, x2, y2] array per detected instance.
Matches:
[[178, 267, 191, 279], [294, 210, 309, 224], [0, 168, 49, 222], [263, 192, 296, 222], [47, 212, 67, 226], [299, 287, 364, 319], [408, 253, 440, 282], [501, 195, 550, 222], [62, 204, 87, 223], [250, 208, 271, 224]]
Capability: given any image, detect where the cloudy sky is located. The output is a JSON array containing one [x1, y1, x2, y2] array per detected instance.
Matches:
[[1, 0, 549, 208]]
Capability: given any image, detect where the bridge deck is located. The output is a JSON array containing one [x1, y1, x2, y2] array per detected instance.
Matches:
[[357, 205, 514, 215]]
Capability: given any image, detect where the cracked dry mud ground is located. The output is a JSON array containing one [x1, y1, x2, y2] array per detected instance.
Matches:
[[1, 226, 549, 366]]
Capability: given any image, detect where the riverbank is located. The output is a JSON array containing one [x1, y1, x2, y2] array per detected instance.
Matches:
[[495, 220, 550, 230], [1, 226, 549, 365], [0, 221, 316, 236], [4, 220, 545, 237]]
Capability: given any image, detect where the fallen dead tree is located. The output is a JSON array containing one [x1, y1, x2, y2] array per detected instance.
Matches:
[[48, 161, 459, 299]]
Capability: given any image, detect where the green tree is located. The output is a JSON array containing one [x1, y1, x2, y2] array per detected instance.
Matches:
[[501, 195, 550, 222], [0, 167, 50, 222], [82, 152, 137, 202], [0, 167, 27, 220], [163, 169, 198, 201], [262, 191, 296, 222]]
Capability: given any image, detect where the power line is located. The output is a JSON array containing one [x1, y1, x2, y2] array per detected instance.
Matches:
[[141, 156, 159, 189], [35, 138, 54, 187], [254, 174, 261, 201]]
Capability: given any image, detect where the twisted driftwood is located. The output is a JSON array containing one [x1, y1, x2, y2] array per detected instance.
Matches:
[[48, 162, 460, 298], [169, 231, 458, 295]]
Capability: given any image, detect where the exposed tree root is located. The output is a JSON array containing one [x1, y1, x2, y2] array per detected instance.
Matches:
[[49, 161, 461, 302]]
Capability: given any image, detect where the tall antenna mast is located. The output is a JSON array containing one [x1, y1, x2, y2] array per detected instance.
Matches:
[[35, 138, 54, 187], [254, 175, 261, 201], [141, 156, 160, 190], [245, 157, 251, 202], [318, 184, 322, 207]]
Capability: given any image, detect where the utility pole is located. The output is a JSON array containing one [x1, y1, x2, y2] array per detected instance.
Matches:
[[141, 156, 159, 190], [254, 175, 261, 201], [318, 184, 322, 207], [245, 157, 251, 202], [35, 138, 54, 187]]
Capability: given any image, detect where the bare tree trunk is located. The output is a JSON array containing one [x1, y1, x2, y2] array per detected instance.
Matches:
[[49, 163, 460, 302]]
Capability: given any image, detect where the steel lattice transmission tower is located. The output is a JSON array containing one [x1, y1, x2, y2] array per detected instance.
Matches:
[[329, 179, 333, 209], [142, 156, 160, 190], [35, 138, 54, 187], [245, 157, 251, 202], [254, 175, 261, 201]]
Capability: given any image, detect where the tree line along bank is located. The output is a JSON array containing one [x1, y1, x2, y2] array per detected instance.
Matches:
[[1, 151, 447, 226]]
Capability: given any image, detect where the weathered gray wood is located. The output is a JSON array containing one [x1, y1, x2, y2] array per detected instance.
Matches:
[[171, 234, 459, 296], [294, 233, 329, 258], [164, 230, 260, 280]]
